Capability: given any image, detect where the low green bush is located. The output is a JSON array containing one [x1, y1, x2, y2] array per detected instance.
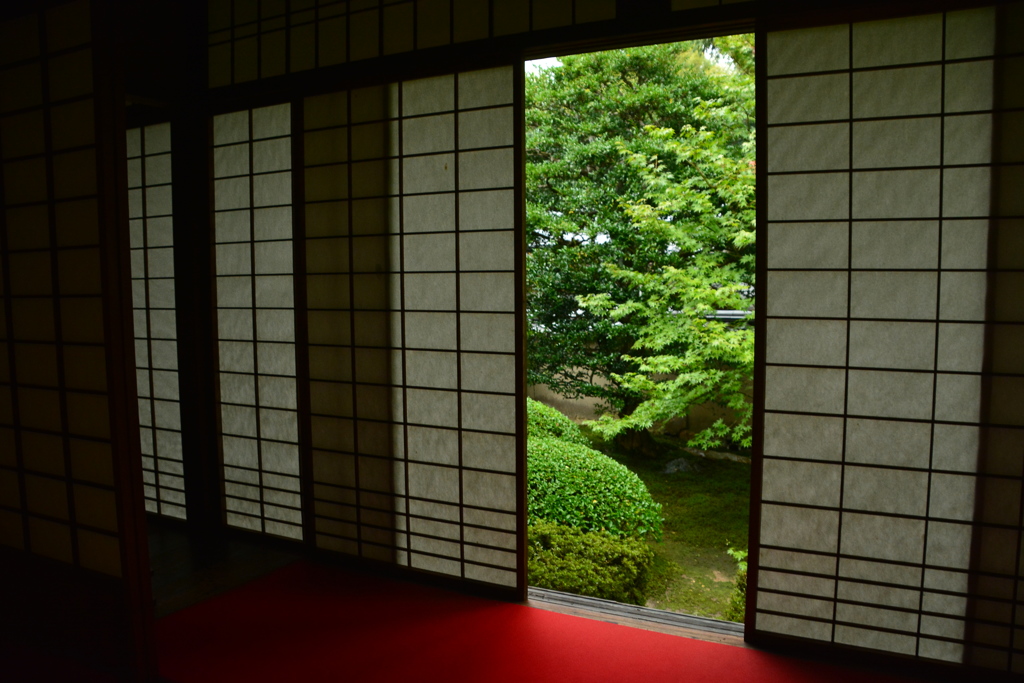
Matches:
[[528, 520, 654, 605], [723, 569, 746, 622], [526, 397, 590, 447], [528, 436, 662, 540], [723, 547, 747, 622]]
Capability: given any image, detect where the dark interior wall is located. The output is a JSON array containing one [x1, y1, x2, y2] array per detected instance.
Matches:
[[1, 1, 1021, 682], [0, 0, 153, 679]]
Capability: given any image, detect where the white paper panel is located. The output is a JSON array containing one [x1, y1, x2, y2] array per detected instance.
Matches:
[[128, 124, 185, 520], [759, 6, 1024, 672], [213, 104, 302, 541], [305, 66, 519, 588]]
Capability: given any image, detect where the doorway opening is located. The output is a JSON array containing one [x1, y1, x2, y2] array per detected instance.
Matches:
[[524, 37, 754, 628]]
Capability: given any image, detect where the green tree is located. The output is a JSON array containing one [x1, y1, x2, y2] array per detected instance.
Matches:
[[527, 38, 755, 448], [581, 120, 756, 449]]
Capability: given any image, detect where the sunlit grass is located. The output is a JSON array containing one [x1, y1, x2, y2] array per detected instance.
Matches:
[[584, 429, 750, 619]]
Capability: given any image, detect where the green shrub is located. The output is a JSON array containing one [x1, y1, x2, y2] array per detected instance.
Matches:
[[526, 397, 590, 447], [528, 520, 654, 605], [723, 547, 747, 622], [724, 569, 746, 622], [528, 436, 662, 540]]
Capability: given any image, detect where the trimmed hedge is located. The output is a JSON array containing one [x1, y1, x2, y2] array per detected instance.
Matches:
[[528, 520, 654, 606], [528, 436, 662, 540], [526, 397, 590, 446]]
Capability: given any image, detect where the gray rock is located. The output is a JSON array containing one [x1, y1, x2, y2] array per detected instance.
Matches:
[[664, 457, 701, 474]]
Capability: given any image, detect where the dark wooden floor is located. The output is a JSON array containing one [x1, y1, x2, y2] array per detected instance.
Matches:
[[148, 516, 305, 618]]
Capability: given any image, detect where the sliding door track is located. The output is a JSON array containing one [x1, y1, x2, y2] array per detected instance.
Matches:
[[527, 587, 745, 647]]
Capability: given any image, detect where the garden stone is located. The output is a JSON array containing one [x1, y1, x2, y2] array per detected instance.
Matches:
[[664, 457, 702, 474]]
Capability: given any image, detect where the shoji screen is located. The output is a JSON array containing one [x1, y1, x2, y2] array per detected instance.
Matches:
[[213, 104, 304, 540], [671, 0, 754, 10], [127, 123, 186, 520], [757, 5, 1024, 673], [303, 65, 522, 588], [206, 0, 615, 88], [0, 3, 153, 675], [0, 0, 129, 578]]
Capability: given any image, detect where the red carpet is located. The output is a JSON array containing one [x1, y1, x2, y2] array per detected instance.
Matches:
[[157, 562, 918, 683]]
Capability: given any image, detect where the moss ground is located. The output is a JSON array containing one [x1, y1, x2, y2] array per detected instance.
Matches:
[[589, 432, 751, 620]]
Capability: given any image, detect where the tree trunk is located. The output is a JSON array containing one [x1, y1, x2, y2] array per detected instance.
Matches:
[[614, 428, 660, 457]]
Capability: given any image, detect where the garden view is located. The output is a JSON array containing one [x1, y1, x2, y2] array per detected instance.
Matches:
[[525, 37, 755, 621]]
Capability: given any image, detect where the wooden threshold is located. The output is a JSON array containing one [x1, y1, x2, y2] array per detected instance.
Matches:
[[527, 587, 747, 648]]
